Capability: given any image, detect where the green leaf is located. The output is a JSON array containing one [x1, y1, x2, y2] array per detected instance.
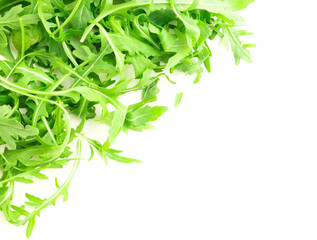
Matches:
[[109, 33, 161, 57], [51, 0, 69, 15], [170, 0, 200, 48], [11, 205, 29, 216], [94, 21, 125, 72], [31, 171, 49, 180], [12, 25, 43, 52], [0, 117, 39, 149], [26, 193, 44, 202], [126, 55, 156, 78], [132, 14, 160, 49], [38, 0, 56, 34], [0, 5, 50, 30], [26, 216, 35, 238], [0, 31, 14, 62], [149, 9, 177, 26], [0, 5, 24, 29], [74, 87, 127, 146], [0, 60, 13, 75], [222, 26, 254, 65], [0, 105, 12, 117], [104, 150, 142, 163], [124, 105, 168, 132], [174, 92, 183, 108], [70, 4, 94, 30], [0, 185, 12, 206], [158, 28, 177, 52], [88, 144, 95, 161], [14, 63, 55, 86], [166, 46, 191, 69], [3, 145, 61, 166], [14, 177, 34, 184]]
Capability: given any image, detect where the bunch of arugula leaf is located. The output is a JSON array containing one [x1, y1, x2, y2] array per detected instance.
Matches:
[[0, 0, 254, 237]]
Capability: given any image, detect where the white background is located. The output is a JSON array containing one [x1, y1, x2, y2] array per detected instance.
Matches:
[[2, 0, 317, 239]]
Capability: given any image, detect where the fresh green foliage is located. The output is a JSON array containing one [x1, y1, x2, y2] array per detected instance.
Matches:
[[0, 0, 254, 237], [0, 115, 38, 149]]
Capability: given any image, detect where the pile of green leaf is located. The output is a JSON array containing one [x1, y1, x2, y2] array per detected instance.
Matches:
[[0, 0, 254, 237]]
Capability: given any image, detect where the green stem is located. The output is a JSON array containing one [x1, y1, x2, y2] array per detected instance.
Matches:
[[0, 76, 72, 166], [56, 16, 79, 67], [38, 0, 53, 35], [6, 94, 19, 118], [62, 41, 79, 67], [0, 75, 73, 96], [51, 0, 83, 36], [13, 141, 81, 226], [0, 170, 14, 208], [0, 158, 81, 187], [19, 18, 25, 59], [41, 116, 58, 146], [81, 1, 152, 42]]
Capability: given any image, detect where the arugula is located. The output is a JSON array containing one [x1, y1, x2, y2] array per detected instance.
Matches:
[[0, 0, 254, 237], [0, 116, 38, 149]]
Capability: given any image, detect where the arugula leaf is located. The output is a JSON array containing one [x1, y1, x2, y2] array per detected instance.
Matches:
[[124, 105, 168, 132], [110, 33, 161, 57], [0, 105, 12, 117], [3, 145, 62, 166], [104, 150, 142, 163], [0, 31, 14, 62], [75, 86, 128, 146], [12, 25, 43, 52], [0, 5, 24, 29], [222, 26, 255, 65], [148, 9, 177, 26], [126, 55, 156, 78], [170, 0, 200, 48], [14, 63, 55, 86], [174, 92, 183, 108], [0, 117, 38, 149], [94, 21, 125, 72], [0, 5, 50, 30], [70, 3, 94, 30]]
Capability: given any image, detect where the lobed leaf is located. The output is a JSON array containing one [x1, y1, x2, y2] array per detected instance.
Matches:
[[0, 117, 39, 149]]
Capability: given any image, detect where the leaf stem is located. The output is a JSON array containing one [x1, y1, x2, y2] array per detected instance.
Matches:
[[13, 141, 81, 226], [51, 0, 83, 36], [19, 18, 25, 59]]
